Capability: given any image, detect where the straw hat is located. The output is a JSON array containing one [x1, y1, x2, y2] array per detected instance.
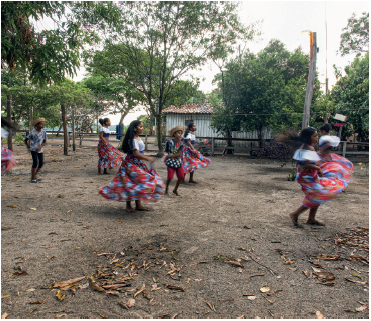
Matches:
[[31, 118, 46, 128], [168, 125, 185, 137]]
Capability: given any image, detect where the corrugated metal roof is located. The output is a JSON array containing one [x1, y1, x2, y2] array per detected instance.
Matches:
[[162, 103, 213, 114]]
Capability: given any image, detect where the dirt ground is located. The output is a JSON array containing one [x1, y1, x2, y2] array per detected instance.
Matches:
[[1, 144, 369, 319]]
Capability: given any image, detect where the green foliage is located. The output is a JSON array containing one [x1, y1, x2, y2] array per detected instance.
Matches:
[[330, 53, 369, 141], [210, 40, 321, 137], [91, 1, 258, 151], [338, 12, 369, 57], [287, 166, 297, 181], [1, 1, 121, 86]]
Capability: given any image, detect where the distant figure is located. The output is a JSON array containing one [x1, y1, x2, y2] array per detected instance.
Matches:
[[1, 117, 17, 173], [24, 118, 47, 183], [318, 123, 354, 174], [97, 118, 122, 175], [182, 122, 210, 183], [99, 120, 164, 212], [277, 127, 352, 227], [163, 126, 185, 196]]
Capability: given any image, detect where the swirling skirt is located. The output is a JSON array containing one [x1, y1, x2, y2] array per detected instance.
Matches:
[[1, 147, 16, 173], [97, 139, 123, 168], [99, 156, 164, 202], [182, 145, 210, 174], [297, 162, 351, 208], [318, 152, 353, 180]]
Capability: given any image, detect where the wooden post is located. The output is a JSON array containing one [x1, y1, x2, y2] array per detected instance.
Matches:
[[61, 104, 68, 156], [72, 105, 76, 151], [211, 137, 215, 156], [302, 32, 317, 129], [342, 141, 347, 157], [6, 95, 13, 151], [145, 135, 148, 151]]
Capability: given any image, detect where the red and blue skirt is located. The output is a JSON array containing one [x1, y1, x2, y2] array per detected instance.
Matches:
[[318, 152, 353, 180], [182, 145, 210, 174], [1, 146, 16, 173], [97, 139, 123, 169], [296, 162, 350, 208], [99, 155, 164, 202]]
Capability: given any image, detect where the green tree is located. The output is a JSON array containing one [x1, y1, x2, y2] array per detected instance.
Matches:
[[95, 1, 258, 153], [338, 12, 369, 57], [210, 40, 321, 140], [330, 53, 369, 141], [1, 1, 121, 86]]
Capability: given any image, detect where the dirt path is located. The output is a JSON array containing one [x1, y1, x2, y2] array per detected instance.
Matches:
[[1, 145, 369, 319]]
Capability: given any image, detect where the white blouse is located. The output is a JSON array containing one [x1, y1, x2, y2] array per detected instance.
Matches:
[[293, 149, 320, 162], [319, 135, 340, 147]]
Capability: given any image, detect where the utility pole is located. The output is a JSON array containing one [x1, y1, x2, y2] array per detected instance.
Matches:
[[302, 32, 317, 129], [72, 105, 76, 152]]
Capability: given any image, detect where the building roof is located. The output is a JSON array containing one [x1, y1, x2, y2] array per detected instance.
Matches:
[[162, 103, 213, 114]]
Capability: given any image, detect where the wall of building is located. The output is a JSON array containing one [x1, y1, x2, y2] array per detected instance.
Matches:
[[165, 113, 273, 147]]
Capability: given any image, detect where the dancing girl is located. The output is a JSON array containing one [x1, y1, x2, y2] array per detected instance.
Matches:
[[182, 122, 210, 183], [99, 120, 164, 212], [24, 118, 47, 183], [318, 123, 354, 174], [1, 117, 17, 173], [97, 118, 122, 175], [277, 127, 352, 227], [163, 126, 185, 196]]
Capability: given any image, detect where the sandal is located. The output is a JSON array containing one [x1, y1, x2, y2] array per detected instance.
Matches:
[[173, 190, 180, 196], [31, 179, 37, 183]]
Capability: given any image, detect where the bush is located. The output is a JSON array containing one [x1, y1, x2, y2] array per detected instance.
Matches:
[[250, 140, 296, 161]]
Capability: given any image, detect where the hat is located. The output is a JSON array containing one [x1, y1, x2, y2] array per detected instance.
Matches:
[[31, 118, 46, 128], [168, 126, 185, 137]]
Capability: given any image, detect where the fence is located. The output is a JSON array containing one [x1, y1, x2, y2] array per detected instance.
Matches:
[[11, 130, 369, 157]]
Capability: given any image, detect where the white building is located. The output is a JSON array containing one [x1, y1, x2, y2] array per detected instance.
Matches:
[[162, 103, 272, 147]]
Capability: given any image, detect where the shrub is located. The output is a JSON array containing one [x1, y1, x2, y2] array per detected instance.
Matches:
[[250, 140, 296, 161]]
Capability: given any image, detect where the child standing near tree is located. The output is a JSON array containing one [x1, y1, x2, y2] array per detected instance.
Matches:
[[163, 126, 185, 196], [277, 127, 352, 227], [97, 118, 122, 175], [99, 120, 164, 212], [24, 118, 47, 183]]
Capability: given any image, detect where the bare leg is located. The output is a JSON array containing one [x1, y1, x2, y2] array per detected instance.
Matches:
[[189, 171, 197, 184], [103, 168, 109, 174], [289, 205, 308, 226], [173, 178, 183, 196], [165, 179, 171, 194], [135, 200, 149, 211], [31, 168, 37, 181], [98, 166, 102, 174], [126, 201, 135, 212], [181, 174, 187, 184], [306, 207, 324, 226]]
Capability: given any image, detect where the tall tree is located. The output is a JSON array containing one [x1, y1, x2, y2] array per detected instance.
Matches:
[[96, 1, 258, 152], [210, 40, 322, 139], [330, 53, 369, 142], [1, 1, 121, 86], [338, 12, 369, 57]]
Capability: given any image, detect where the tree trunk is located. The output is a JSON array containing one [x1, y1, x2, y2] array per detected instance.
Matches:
[[29, 106, 33, 133], [56, 125, 62, 137], [6, 95, 13, 151], [72, 105, 76, 152], [61, 104, 68, 156], [156, 113, 163, 154], [119, 111, 129, 125], [226, 128, 233, 154]]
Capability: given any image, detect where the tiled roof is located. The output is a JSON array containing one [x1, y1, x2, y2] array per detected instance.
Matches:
[[162, 103, 213, 114]]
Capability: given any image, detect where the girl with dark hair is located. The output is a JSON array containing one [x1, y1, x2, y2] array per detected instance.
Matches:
[[318, 123, 353, 175], [182, 122, 210, 183], [99, 120, 164, 212], [277, 127, 351, 227], [97, 118, 122, 174], [1, 117, 17, 173]]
